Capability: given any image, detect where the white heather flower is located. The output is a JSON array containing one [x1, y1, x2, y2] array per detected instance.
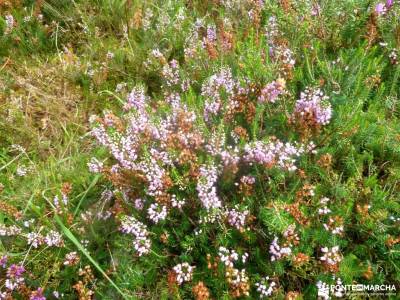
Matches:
[[27, 232, 44, 248], [106, 51, 114, 59], [171, 194, 185, 209], [255, 276, 277, 298], [173, 263, 195, 285], [320, 246, 342, 266], [147, 203, 167, 224], [316, 280, 330, 300], [218, 247, 239, 268], [16, 166, 28, 177], [0, 225, 22, 236], [44, 230, 64, 247], [64, 251, 80, 266], [242, 252, 249, 264]]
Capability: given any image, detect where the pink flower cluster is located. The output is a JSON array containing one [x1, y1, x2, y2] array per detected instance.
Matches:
[[269, 236, 292, 261], [293, 87, 332, 126], [243, 140, 303, 171], [5, 264, 25, 291], [226, 206, 249, 231], [197, 164, 222, 210], [258, 79, 286, 103], [201, 68, 237, 121], [120, 216, 151, 256]]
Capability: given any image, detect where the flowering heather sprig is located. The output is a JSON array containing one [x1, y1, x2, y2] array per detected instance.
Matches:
[[64, 251, 80, 266], [197, 164, 222, 210], [142, 8, 153, 30], [27, 232, 44, 248], [147, 203, 168, 223], [173, 262, 195, 285], [323, 216, 344, 235], [389, 49, 398, 65], [316, 280, 330, 300], [171, 194, 185, 209], [87, 157, 103, 173], [226, 206, 249, 231], [161, 60, 181, 87], [218, 247, 239, 268], [225, 267, 250, 297], [240, 175, 255, 185], [243, 139, 302, 171], [318, 197, 331, 215], [134, 198, 145, 210], [140, 158, 168, 196], [320, 246, 342, 270], [5, 264, 25, 291], [0, 255, 8, 268], [0, 224, 21, 236], [4, 14, 14, 34], [124, 86, 148, 112], [16, 166, 29, 177], [375, 0, 394, 15], [258, 79, 286, 103], [202, 68, 237, 121], [255, 276, 277, 298], [44, 230, 64, 247], [269, 236, 292, 261], [120, 216, 151, 256], [30, 288, 46, 300], [293, 87, 332, 126]]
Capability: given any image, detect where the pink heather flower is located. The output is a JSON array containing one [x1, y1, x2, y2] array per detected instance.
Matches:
[[5, 264, 25, 291], [202, 68, 237, 121], [375, 3, 386, 14], [197, 164, 222, 210], [30, 288, 46, 300], [258, 79, 286, 103], [0, 255, 7, 268], [226, 206, 249, 230], [269, 236, 292, 261], [240, 175, 255, 185], [134, 198, 145, 210], [293, 87, 332, 126], [243, 140, 302, 171], [386, 0, 394, 8], [147, 203, 168, 223], [161, 60, 181, 87], [311, 3, 321, 16], [120, 216, 151, 256], [124, 86, 148, 112]]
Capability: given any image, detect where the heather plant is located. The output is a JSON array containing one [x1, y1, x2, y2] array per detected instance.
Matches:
[[1, 0, 400, 299]]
